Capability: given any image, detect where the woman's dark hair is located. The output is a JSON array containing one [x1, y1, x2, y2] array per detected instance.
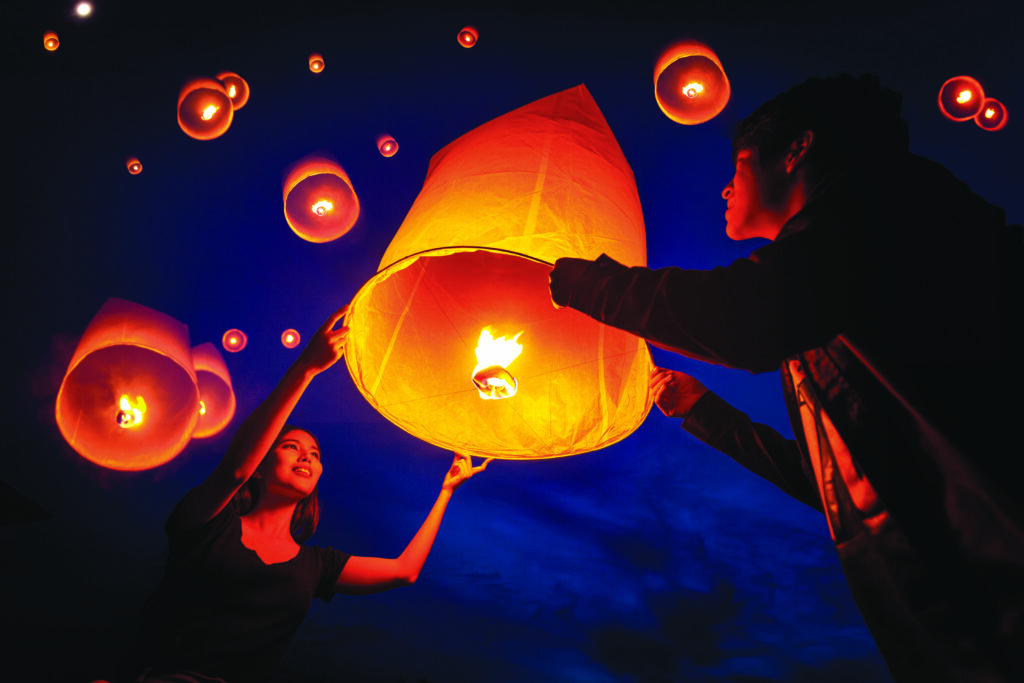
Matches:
[[732, 74, 909, 171], [234, 424, 321, 544]]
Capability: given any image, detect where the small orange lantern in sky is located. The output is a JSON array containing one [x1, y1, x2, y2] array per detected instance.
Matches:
[[654, 40, 730, 125], [309, 53, 324, 73], [377, 134, 399, 157], [282, 153, 360, 243], [345, 85, 652, 460], [43, 32, 59, 51], [458, 27, 478, 48], [191, 343, 236, 439], [216, 71, 250, 111], [177, 77, 234, 140], [55, 298, 200, 471], [938, 75, 985, 121], [126, 157, 142, 175], [222, 329, 247, 352], [974, 98, 1008, 131], [281, 329, 301, 348]]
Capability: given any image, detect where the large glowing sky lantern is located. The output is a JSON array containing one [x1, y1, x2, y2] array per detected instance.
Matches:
[[283, 153, 360, 243], [177, 77, 234, 140], [55, 298, 200, 470], [190, 343, 236, 439], [654, 40, 730, 125], [938, 75, 985, 121], [344, 84, 653, 459], [975, 98, 1008, 131]]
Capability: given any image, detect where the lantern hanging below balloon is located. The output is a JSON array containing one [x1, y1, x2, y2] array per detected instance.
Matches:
[[126, 157, 142, 175], [654, 40, 730, 125], [282, 154, 360, 243], [938, 75, 985, 122], [222, 329, 247, 352], [345, 84, 653, 460], [43, 32, 59, 51], [216, 71, 250, 110], [177, 77, 234, 140], [974, 98, 1008, 131], [377, 134, 399, 157], [309, 53, 324, 73], [55, 298, 200, 471], [191, 342, 236, 439], [458, 26, 478, 48], [281, 329, 301, 348]]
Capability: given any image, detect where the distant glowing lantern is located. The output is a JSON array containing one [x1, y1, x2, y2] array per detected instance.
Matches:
[[191, 342, 236, 438], [974, 97, 1008, 131], [43, 32, 59, 51], [938, 75, 985, 121], [216, 71, 250, 111], [281, 329, 301, 348], [177, 77, 234, 140], [75, 2, 92, 17], [55, 298, 200, 471], [309, 53, 324, 73], [126, 157, 142, 175], [458, 26, 478, 48], [654, 40, 730, 125], [344, 84, 653, 460], [282, 154, 360, 243], [222, 328, 247, 352], [378, 134, 399, 157]]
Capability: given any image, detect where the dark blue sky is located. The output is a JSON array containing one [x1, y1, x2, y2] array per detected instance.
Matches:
[[3, 1, 1021, 681]]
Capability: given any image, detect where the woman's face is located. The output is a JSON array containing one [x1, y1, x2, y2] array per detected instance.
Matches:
[[263, 429, 322, 499]]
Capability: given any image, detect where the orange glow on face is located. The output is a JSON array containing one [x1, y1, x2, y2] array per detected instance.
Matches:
[[938, 75, 985, 121], [458, 27, 478, 47], [309, 53, 324, 72], [126, 157, 142, 175], [177, 78, 234, 140], [974, 97, 1008, 131], [216, 72, 250, 110], [377, 134, 398, 157], [472, 329, 523, 400], [44, 32, 59, 51], [655, 40, 730, 125], [283, 154, 360, 242], [116, 394, 147, 429], [281, 329, 301, 348], [222, 328, 247, 352]]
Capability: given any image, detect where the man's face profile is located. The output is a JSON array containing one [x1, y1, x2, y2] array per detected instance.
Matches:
[[722, 147, 795, 242]]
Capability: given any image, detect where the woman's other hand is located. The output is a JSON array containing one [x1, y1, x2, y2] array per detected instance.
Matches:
[[298, 304, 350, 376], [649, 367, 709, 419], [443, 453, 492, 493]]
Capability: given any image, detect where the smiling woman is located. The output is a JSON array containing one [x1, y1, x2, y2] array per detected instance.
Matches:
[[121, 305, 491, 683]]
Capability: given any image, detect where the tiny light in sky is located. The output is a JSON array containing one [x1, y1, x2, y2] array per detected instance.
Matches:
[[974, 97, 1008, 131], [458, 26, 478, 48], [75, 2, 92, 18], [377, 134, 398, 157], [281, 329, 301, 349], [309, 53, 324, 73], [216, 71, 250, 110], [654, 40, 730, 125], [222, 329, 247, 352], [126, 157, 142, 175], [43, 32, 59, 51]]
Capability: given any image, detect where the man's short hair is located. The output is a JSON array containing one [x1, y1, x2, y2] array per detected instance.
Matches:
[[732, 74, 909, 170]]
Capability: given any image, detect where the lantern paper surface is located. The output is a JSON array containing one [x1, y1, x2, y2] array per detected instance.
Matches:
[[55, 298, 200, 471], [654, 40, 730, 125], [191, 342, 236, 438], [345, 84, 652, 459]]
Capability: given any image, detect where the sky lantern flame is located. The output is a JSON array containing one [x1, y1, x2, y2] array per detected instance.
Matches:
[[283, 154, 359, 242], [116, 395, 146, 428], [344, 84, 652, 459], [199, 400, 207, 416], [281, 329, 301, 348], [974, 97, 1008, 131], [221, 328, 247, 352], [191, 342, 236, 438], [472, 329, 523, 400], [458, 26, 478, 48], [216, 71, 250, 110], [938, 75, 985, 121], [377, 134, 398, 157], [654, 40, 730, 125], [309, 53, 325, 72], [177, 77, 234, 140], [43, 32, 59, 51]]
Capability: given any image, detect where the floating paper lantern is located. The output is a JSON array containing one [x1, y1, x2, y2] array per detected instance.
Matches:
[[216, 71, 250, 111], [378, 134, 399, 157], [458, 27, 478, 48], [126, 157, 142, 175], [191, 343, 236, 439], [43, 32, 59, 51], [75, 2, 92, 18], [222, 329, 247, 352], [177, 77, 234, 140], [281, 329, 301, 348], [654, 40, 730, 125], [282, 154, 360, 243], [309, 53, 324, 73], [345, 84, 653, 460], [55, 298, 200, 471], [938, 75, 985, 122], [974, 98, 1008, 131]]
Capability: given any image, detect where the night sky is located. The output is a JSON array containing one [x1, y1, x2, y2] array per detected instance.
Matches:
[[3, 2, 1021, 682]]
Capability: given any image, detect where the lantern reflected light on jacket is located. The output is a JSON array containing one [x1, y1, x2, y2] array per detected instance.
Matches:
[[458, 27, 478, 48], [344, 84, 653, 459], [43, 32, 59, 51], [938, 75, 985, 121], [654, 40, 730, 125], [191, 342, 236, 438], [281, 329, 301, 348], [309, 53, 324, 72], [222, 329, 247, 352], [55, 298, 200, 471], [283, 155, 359, 242], [975, 98, 1008, 131], [177, 78, 234, 140], [216, 72, 250, 110], [378, 134, 398, 157]]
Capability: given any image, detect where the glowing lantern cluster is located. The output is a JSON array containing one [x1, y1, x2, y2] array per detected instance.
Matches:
[[43, 32, 59, 51], [222, 328, 247, 352], [344, 84, 653, 460], [458, 27, 478, 48], [938, 75, 1009, 131], [309, 53, 325, 73], [281, 329, 301, 348], [654, 40, 730, 125], [126, 157, 142, 175], [282, 153, 360, 242], [191, 343, 236, 439], [177, 71, 250, 140], [216, 71, 250, 111], [378, 134, 399, 157]]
